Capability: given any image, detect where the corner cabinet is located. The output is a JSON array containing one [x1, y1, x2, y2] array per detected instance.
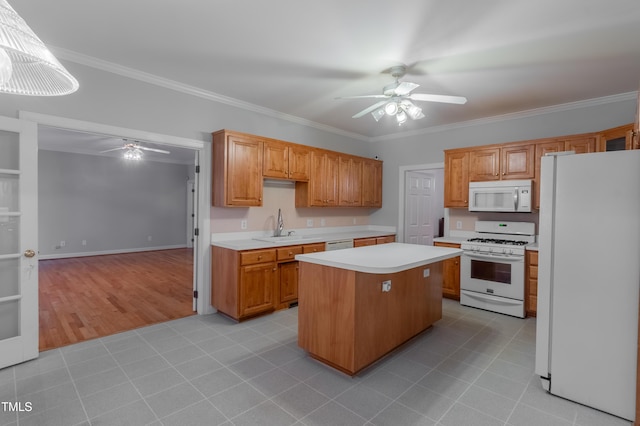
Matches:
[[212, 130, 264, 207], [433, 242, 461, 300]]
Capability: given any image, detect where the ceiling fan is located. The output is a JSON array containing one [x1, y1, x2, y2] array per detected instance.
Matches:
[[99, 139, 170, 160], [337, 65, 467, 125]]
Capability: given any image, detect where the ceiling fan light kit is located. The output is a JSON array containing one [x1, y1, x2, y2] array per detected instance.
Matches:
[[99, 139, 170, 161], [337, 64, 466, 126]]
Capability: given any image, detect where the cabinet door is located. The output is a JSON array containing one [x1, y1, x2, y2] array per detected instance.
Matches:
[[444, 151, 469, 207], [339, 156, 363, 206], [469, 147, 500, 181], [534, 140, 565, 209], [434, 242, 461, 299], [263, 140, 289, 179], [362, 159, 382, 207], [309, 150, 338, 206], [227, 135, 263, 206], [563, 136, 596, 154], [597, 124, 633, 152], [288, 145, 310, 181], [501, 144, 534, 179], [324, 152, 339, 206], [239, 263, 276, 317], [279, 261, 299, 304]]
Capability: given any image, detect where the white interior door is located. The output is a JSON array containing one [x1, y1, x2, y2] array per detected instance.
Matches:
[[0, 116, 38, 369], [404, 171, 435, 245]]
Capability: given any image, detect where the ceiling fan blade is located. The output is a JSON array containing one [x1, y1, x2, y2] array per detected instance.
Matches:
[[336, 94, 388, 100], [394, 82, 419, 96], [137, 146, 170, 154], [352, 100, 390, 119], [99, 147, 125, 153], [409, 94, 468, 104]]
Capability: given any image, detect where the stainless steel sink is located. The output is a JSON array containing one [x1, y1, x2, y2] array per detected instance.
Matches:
[[252, 235, 323, 244]]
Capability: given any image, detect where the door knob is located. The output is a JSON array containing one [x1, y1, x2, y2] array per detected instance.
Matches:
[[24, 249, 36, 258]]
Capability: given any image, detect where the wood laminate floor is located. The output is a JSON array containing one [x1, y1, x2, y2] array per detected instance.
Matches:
[[38, 248, 194, 351]]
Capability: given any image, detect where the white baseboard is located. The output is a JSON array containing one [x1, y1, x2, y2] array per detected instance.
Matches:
[[38, 244, 188, 260]]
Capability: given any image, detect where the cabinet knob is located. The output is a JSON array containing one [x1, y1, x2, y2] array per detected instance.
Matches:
[[258, 255, 262, 260], [288, 252, 293, 256]]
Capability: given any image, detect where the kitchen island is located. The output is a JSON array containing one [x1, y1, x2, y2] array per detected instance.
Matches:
[[295, 243, 462, 375]]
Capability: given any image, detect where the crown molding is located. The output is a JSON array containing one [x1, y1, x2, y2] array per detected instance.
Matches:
[[52, 46, 369, 142], [370, 91, 638, 143], [52, 46, 636, 145]]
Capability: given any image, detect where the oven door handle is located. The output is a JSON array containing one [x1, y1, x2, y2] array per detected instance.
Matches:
[[461, 290, 523, 306], [463, 252, 523, 262]]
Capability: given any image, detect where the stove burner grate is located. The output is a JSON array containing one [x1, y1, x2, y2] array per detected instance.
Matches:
[[467, 238, 528, 246]]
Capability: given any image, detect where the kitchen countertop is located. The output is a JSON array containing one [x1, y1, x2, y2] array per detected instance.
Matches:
[[433, 236, 467, 245], [211, 229, 396, 251], [295, 242, 463, 274]]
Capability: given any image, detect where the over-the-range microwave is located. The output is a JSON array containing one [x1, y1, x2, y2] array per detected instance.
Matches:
[[468, 180, 532, 212]]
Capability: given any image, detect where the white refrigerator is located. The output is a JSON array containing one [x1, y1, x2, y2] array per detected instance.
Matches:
[[535, 149, 640, 421]]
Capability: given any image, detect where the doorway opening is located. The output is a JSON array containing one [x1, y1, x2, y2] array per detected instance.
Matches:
[[21, 111, 211, 351]]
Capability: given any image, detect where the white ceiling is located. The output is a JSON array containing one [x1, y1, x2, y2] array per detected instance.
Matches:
[[13, 0, 640, 142]]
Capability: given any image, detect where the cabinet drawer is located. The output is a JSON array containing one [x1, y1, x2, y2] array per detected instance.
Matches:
[[240, 249, 276, 265], [277, 246, 303, 261], [303, 243, 325, 254], [376, 235, 396, 244]]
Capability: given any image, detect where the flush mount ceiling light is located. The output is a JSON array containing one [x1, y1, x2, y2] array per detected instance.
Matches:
[[0, 0, 79, 95], [337, 65, 466, 126]]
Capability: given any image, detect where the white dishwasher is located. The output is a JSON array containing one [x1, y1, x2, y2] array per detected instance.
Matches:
[[325, 239, 354, 251]]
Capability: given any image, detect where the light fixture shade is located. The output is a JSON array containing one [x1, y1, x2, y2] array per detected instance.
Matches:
[[384, 101, 398, 116], [396, 110, 407, 125], [371, 107, 385, 122], [0, 0, 79, 96]]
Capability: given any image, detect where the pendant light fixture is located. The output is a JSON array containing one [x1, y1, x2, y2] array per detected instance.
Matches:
[[0, 0, 79, 96]]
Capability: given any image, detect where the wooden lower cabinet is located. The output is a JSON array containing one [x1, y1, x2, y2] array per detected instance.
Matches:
[[434, 242, 461, 300], [212, 242, 326, 321], [526, 250, 538, 317], [239, 262, 277, 318], [353, 235, 396, 247]]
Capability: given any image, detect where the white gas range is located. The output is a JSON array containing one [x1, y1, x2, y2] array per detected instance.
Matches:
[[460, 221, 536, 318]]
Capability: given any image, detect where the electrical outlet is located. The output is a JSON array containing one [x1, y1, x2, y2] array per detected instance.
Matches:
[[423, 268, 430, 278], [353, 217, 357, 225], [306, 219, 313, 227], [320, 218, 326, 227], [147, 236, 152, 241], [381, 280, 392, 292], [60, 240, 66, 247], [241, 219, 247, 230], [82, 240, 87, 246], [456, 221, 462, 229]]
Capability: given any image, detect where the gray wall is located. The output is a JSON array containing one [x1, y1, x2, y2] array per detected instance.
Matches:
[[369, 98, 637, 226], [39, 150, 191, 257]]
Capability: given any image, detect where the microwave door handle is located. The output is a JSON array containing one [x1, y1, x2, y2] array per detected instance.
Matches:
[[514, 188, 519, 211]]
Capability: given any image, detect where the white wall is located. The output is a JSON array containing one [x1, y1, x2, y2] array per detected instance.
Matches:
[[38, 150, 191, 257]]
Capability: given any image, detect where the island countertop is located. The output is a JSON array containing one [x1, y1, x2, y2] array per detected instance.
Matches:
[[295, 242, 462, 274]]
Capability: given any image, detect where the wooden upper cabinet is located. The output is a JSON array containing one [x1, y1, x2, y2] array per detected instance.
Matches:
[[560, 135, 596, 154], [501, 144, 535, 179], [212, 130, 264, 207], [288, 144, 311, 181], [338, 155, 363, 206], [296, 149, 339, 207], [469, 147, 500, 181], [362, 159, 383, 207], [263, 140, 310, 181], [597, 124, 634, 152], [469, 144, 534, 182], [444, 150, 469, 208]]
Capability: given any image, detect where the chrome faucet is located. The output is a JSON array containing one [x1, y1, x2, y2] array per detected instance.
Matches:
[[274, 208, 284, 237]]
